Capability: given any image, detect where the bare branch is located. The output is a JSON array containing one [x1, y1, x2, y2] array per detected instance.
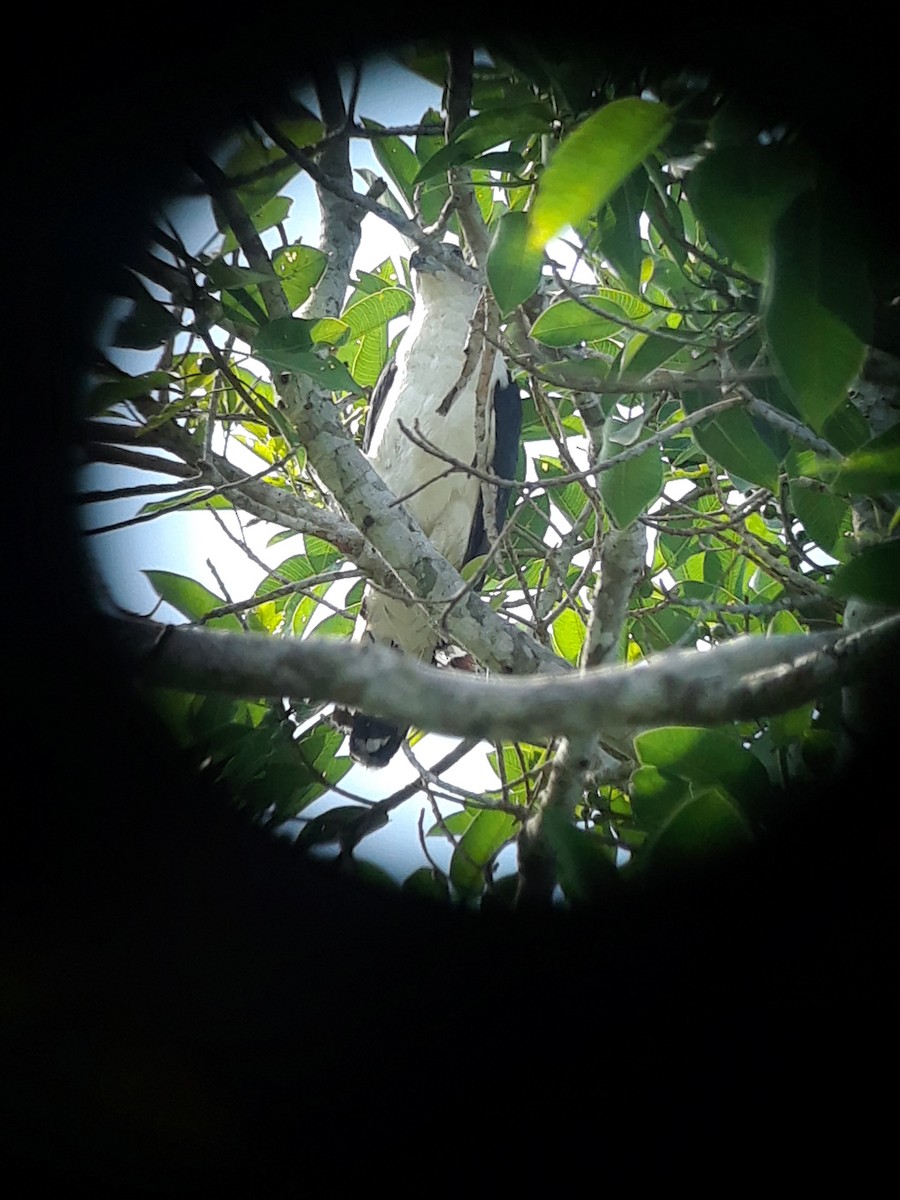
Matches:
[[110, 612, 900, 745]]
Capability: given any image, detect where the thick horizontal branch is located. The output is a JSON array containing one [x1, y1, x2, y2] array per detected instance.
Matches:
[[110, 613, 900, 744]]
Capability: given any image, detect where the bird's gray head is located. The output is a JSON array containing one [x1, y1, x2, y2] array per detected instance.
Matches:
[[409, 243, 465, 274], [409, 244, 477, 302]]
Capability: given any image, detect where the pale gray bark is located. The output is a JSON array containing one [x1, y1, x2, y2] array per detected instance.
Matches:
[[111, 612, 900, 744]]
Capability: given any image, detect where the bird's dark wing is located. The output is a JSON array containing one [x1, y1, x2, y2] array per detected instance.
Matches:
[[362, 358, 397, 454], [463, 375, 522, 564], [491, 376, 523, 532]]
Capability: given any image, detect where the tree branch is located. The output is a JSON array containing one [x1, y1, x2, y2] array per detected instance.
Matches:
[[109, 612, 900, 745]]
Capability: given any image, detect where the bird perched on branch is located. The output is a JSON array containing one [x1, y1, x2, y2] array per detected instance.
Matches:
[[342, 244, 522, 767]]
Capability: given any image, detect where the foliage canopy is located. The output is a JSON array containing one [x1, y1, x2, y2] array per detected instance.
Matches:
[[85, 47, 900, 908]]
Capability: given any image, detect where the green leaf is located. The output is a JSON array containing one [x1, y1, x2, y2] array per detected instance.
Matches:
[[764, 193, 869, 430], [682, 391, 780, 491], [630, 604, 696, 654], [765, 614, 814, 745], [340, 286, 412, 337], [309, 317, 349, 345], [253, 316, 314, 363], [527, 97, 673, 250], [253, 318, 357, 390], [204, 260, 277, 291], [541, 809, 618, 904], [642, 788, 753, 872], [255, 543, 341, 597], [427, 810, 475, 839], [143, 570, 242, 631], [295, 806, 368, 849], [688, 144, 813, 279], [487, 211, 543, 314], [290, 353, 357, 391], [620, 331, 686, 379], [218, 113, 320, 216], [630, 765, 691, 833], [310, 613, 355, 638], [449, 809, 517, 898], [138, 490, 233, 517], [789, 479, 852, 559], [821, 400, 870, 455], [634, 726, 770, 806], [592, 287, 651, 322], [830, 540, 900, 605], [530, 297, 623, 347], [832, 425, 900, 497], [341, 325, 388, 389], [402, 868, 450, 902], [598, 423, 663, 529], [596, 169, 648, 293], [362, 118, 421, 205], [346, 860, 398, 890], [412, 102, 551, 185], [767, 609, 805, 637], [273, 243, 328, 310], [551, 606, 587, 665], [113, 292, 180, 350], [220, 195, 292, 255], [87, 370, 172, 414]]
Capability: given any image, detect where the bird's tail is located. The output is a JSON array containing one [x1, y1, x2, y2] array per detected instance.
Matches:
[[347, 713, 408, 768]]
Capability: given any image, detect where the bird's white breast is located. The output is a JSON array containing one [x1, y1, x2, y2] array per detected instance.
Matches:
[[360, 270, 507, 658], [366, 280, 504, 564]]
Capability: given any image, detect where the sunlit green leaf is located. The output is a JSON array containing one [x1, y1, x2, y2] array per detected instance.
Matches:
[[273, 243, 328, 310], [253, 318, 358, 390], [413, 102, 551, 184], [310, 613, 355, 638], [427, 811, 475, 839], [551, 607, 587, 665], [340, 287, 412, 337], [362, 118, 421, 205], [218, 113, 320, 216], [143, 570, 242, 631], [449, 809, 517, 897], [138, 490, 233, 517], [634, 726, 770, 805], [527, 97, 673, 250]]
